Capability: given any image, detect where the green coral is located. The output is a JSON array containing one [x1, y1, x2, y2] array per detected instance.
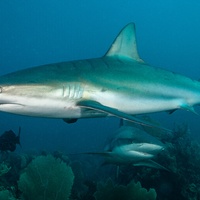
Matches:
[[0, 162, 11, 177], [18, 155, 74, 200], [94, 178, 157, 200], [70, 161, 88, 199], [0, 189, 16, 200]]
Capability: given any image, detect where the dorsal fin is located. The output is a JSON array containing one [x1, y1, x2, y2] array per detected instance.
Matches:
[[105, 23, 143, 62]]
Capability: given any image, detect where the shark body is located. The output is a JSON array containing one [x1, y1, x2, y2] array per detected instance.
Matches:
[[0, 23, 200, 125], [77, 123, 167, 170]]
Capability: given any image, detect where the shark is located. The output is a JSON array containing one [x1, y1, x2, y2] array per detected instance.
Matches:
[[75, 122, 168, 170], [0, 23, 200, 128]]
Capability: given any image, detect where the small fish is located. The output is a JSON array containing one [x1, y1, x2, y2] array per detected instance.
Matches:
[[0, 127, 21, 152]]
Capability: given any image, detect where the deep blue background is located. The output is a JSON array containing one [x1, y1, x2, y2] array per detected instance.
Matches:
[[0, 1, 200, 153]]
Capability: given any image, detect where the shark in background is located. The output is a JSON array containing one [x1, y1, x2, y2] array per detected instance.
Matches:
[[75, 120, 168, 171], [0, 23, 200, 129]]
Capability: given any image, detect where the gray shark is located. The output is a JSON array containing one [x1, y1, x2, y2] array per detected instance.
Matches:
[[0, 23, 200, 128], [79, 124, 167, 170]]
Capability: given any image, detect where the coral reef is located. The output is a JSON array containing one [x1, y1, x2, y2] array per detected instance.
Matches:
[[0, 188, 16, 200], [70, 161, 88, 199], [94, 178, 157, 200], [0, 121, 200, 200], [0, 162, 11, 177], [18, 155, 74, 200]]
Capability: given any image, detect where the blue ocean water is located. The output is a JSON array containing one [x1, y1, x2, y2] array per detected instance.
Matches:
[[1, 1, 200, 199], [0, 1, 200, 153]]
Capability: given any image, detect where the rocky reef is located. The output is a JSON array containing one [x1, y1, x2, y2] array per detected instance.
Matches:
[[0, 122, 200, 200]]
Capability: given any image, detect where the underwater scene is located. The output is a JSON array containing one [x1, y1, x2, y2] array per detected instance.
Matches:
[[1, 1, 200, 200], [1, 119, 200, 200]]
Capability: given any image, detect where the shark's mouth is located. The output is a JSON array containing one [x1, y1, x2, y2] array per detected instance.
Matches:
[[0, 103, 31, 116], [0, 102, 24, 106], [0, 103, 25, 110]]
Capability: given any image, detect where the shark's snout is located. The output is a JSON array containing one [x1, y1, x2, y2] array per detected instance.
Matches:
[[0, 85, 29, 113]]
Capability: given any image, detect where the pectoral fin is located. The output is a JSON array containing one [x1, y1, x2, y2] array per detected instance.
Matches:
[[133, 160, 169, 171], [77, 100, 171, 133]]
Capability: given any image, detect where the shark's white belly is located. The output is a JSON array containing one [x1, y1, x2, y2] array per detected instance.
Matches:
[[92, 89, 194, 115]]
